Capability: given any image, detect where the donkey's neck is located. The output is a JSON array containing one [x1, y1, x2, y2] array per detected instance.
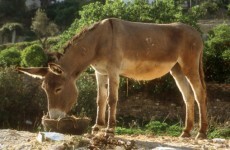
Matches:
[[59, 46, 93, 78], [57, 21, 105, 78]]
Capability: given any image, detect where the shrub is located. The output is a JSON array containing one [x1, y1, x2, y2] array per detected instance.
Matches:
[[204, 24, 230, 83], [71, 72, 97, 120], [145, 121, 168, 134], [53, 0, 202, 51], [0, 41, 38, 52], [208, 128, 230, 139], [166, 124, 182, 137], [21, 44, 47, 67], [46, 0, 87, 29], [0, 47, 20, 66], [0, 67, 46, 130], [200, 1, 219, 15], [116, 127, 145, 135], [0, 47, 21, 67], [116, 121, 183, 136]]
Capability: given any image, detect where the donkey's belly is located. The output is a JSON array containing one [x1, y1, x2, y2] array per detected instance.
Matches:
[[120, 60, 176, 80]]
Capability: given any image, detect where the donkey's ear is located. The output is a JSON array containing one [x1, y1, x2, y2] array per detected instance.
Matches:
[[47, 52, 63, 62], [17, 67, 48, 79], [48, 63, 64, 75]]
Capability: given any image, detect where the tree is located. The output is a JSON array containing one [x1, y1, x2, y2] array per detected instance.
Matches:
[[31, 9, 59, 51], [53, 0, 204, 51], [0, 0, 26, 20], [0, 23, 23, 43]]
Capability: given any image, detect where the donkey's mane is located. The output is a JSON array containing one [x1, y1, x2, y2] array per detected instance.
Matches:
[[63, 21, 100, 54]]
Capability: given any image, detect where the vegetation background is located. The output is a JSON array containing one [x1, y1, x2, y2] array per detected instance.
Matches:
[[0, 0, 229, 138]]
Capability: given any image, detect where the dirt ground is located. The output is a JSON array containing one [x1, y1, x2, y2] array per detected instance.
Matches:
[[0, 129, 229, 150]]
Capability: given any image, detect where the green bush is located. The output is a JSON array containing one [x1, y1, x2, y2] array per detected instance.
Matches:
[[0, 67, 96, 129], [53, 0, 202, 51], [200, 1, 219, 15], [71, 72, 97, 120], [21, 44, 47, 67], [116, 127, 145, 135], [145, 121, 168, 134], [0, 67, 46, 130], [204, 24, 230, 83], [0, 47, 21, 67], [46, 0, 88, 29], [208, 128, 230, 139], [115, 121, 183, 136], [0, 41, 38, 52], [166, 124, 182, 137]]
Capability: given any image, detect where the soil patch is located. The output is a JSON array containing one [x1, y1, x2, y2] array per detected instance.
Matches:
[[0, 129, 229, 149]]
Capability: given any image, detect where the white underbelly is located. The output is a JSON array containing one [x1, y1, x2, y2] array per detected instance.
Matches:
[[91, 59, 176, 80], [120, 59, 176, 80]]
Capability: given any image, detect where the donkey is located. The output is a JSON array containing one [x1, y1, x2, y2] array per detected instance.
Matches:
[[18, 18, 207, 139]]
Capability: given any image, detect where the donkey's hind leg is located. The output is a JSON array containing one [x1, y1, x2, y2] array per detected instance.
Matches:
[[170, 63, 195, 138], [182, 66, 207, 139]]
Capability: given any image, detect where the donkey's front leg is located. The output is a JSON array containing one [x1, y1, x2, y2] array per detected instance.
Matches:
[[92, 73, 108, 134], [106, 74, 119, 135]]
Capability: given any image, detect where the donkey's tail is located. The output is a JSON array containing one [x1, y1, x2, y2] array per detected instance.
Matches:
[[199, 50, 206, 91]]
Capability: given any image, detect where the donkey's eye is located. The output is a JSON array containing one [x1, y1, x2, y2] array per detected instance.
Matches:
[[55, 87, 62, 94]]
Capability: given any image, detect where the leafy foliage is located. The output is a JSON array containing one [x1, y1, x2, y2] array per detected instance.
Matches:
[[53, 0, 204, 51], [116, 121, 183, 136], [71, 72, 97, 120], [21, 44, 47, 67], [0, 23, 23, 32], [204, 24, 230, 83], [200, 1, 219, 15], [0, 0, 26, 19], [46, 0, 89, 29], [0, 47, 21, 67], [208, 128, 230, 139], [0, 67, 46, 130], [116, 127, 145, 135], [31, 9, 59, 50], [145, 121, 168, 134], [166, 124, 182, 137]]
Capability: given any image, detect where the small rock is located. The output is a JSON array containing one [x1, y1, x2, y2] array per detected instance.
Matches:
[[212, 138, 226, 143], [201, 144, 208, 150], [153, 147, 177, 150], [118, 140, 125, 145], [50, 145, 66, 150], [36, 132, 45, 143], [115, 146, 125, 150]]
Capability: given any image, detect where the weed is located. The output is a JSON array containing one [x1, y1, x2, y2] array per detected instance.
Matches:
[[166, 124, 182, 137], [208, 128, 230, 139], [116, 127, 145, 135], [145, 121, 168, 134]]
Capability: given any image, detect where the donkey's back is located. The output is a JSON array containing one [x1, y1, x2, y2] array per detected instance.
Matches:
[[97, 19, 203, 80]]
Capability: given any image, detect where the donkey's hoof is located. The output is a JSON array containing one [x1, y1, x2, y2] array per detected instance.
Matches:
[[105, 128, 115, 137], [180, 131, 191, 138], [195, 132, 207, 140], [91, 124, 105, 134]]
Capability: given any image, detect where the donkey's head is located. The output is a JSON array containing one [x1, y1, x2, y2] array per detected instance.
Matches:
[[18, 63, 77, 119]]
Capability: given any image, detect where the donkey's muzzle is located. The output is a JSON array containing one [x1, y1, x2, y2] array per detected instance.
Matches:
[[49, 109, 66, 119]]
